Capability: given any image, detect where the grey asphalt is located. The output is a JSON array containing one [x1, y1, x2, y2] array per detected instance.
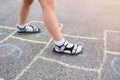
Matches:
[[0, 0, 120, 80]]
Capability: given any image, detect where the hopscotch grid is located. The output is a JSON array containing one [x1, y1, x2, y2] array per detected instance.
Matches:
[[97, 29, 120, 80], [1, 21, 119, 80], [14, 22, 103, 80], [15, 38, 53, 80], [38, 56, 98, 72], [0, 22, 102, 80]]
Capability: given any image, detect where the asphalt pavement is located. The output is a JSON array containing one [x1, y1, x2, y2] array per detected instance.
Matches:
[[0, 0, 120, 80]]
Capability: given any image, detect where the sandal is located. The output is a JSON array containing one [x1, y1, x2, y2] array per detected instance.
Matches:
[[53, 40, 83, 55], [17, 25, 41, 33]]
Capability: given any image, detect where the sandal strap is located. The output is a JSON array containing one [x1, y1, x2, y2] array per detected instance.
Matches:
[[17, 25, 26, 32], [59, 40, 68, 52], [28, 25, 35, 32], [72, 44, 78, 54], [17, 25, 26, 30], [61, 43, 81, 54], [58, 41, 79, 54]]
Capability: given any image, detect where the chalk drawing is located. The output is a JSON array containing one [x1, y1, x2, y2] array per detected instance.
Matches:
[[0, 44, 23, 58], [111, 57, 120, 76]]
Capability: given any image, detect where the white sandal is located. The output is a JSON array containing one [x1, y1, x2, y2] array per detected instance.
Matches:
[[17, 25, 41, 33], [53, 40, 83, 55]]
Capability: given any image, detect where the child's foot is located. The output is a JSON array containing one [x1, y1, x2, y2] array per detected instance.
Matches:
[[53, 39, 83, 55], [17, 24, 41, 33]]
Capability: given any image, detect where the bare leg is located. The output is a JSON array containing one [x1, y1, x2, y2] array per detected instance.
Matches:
[[18, 0, 82, 54], [17, 0, 40, 33], [18, 0, 34, 25], [38, 0, 63, 41]]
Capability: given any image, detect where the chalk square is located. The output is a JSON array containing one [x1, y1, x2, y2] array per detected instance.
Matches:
[[13, 21, 63, 42], [41, 37, 104, 69], [101, 54, 120, 80], [20, 59, 98, 80], [0, 28, 15, 41], [0, 38, 45, 80], [106, 31, 120, 52]]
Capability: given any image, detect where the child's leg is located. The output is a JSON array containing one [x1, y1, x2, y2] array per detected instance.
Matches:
[[38, 0, 63, 41], [18, 0, 34, 25], [17, 0, 40, 33], [38, 0, 83, 54]]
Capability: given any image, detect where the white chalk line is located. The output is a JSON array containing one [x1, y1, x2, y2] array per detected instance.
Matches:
[[0, 31, 16, 43], [106, 30, 120, 33], [11, 36, 47, 44], [63, 34, 100, 40], [0, 26, 16, 30], [98, 30, 107, 80], [38, 56, 98, 72], [105, 51, 120, 55]]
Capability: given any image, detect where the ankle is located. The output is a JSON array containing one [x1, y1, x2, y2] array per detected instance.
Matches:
[[54, 38, 65, 46], [17, 23, 26, 29]]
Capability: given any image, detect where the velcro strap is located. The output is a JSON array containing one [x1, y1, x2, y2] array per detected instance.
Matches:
[[60, 40, 68, 52], [72, 44, 77, 54]]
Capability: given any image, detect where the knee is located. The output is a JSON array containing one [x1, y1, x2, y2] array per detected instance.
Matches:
[[23, 0, 34, 5], [39, 0, 54, 10]]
